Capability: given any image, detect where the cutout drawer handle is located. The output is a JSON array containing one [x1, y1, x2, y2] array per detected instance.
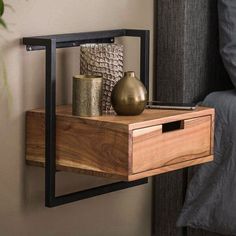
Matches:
[[162, 120, 184, 133]]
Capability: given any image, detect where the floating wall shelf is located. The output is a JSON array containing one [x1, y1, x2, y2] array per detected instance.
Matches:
[[23, 29, 150, 207], [23, 29, 214, 208], [26, 105, 214, 181]]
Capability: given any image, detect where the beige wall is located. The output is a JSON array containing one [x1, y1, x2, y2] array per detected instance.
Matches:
[[0, 0, 154, 235]]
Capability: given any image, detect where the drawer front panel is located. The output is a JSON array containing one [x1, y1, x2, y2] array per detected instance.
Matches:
[[132, 116, 212, 174]]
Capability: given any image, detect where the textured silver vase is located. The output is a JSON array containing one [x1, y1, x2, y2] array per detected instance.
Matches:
[[80, 43, 124, 112]]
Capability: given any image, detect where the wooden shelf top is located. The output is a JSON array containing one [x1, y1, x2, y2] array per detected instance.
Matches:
[[30, 105, 214, 132]]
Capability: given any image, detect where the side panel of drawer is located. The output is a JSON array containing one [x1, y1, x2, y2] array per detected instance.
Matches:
[[26, 111, 129, 179], [132, 116, 211, 174]]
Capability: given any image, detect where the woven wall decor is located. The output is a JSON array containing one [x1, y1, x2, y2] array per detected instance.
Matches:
[[80, 44, 124, 112]]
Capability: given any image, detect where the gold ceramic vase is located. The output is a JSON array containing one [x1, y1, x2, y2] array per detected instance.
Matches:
[[111, 71, 147, 116]]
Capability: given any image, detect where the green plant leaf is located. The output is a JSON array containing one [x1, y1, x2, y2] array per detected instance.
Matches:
[[0, 17, 7, 28], [0, 0, 4, 17]]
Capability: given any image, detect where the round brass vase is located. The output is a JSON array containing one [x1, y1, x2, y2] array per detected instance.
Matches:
[[72, 75, 103, 117], [111, 71, 147, 116]]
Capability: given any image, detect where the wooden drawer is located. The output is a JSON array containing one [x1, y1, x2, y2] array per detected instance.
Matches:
[[26, 106, 214, 181], [132, 116, 211, 174]]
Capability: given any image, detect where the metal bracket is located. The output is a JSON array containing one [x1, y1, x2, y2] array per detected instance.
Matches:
[[23, 29, 150, 207]]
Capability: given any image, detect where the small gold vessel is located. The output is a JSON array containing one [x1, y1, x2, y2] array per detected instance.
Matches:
[[111, 71, 147, 116], [72, 75, 103, 117]]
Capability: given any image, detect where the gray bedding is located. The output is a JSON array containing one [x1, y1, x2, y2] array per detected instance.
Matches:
[[177, 89, 236, 235], [219, 0, 236, 88]]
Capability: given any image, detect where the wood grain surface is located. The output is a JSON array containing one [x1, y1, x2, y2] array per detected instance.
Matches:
[[26, 106, 214, 181], [129, 156, 213, 181], [132, 116, 211, 174], [31, 105, 214, 130], [26, 111, 130, 180]]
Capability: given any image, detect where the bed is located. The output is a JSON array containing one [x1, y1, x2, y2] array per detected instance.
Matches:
[[153, 1, 235, 236], [177, 90, 236, 235]]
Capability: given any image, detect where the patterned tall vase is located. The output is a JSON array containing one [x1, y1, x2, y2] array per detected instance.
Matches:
[[80, 44, 124, 112]]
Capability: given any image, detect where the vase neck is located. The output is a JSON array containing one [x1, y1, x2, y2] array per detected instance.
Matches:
[[124, 71, 135, 78]]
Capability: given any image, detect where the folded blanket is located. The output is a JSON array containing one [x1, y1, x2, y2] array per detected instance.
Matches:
[[177, 90, 236, 235]]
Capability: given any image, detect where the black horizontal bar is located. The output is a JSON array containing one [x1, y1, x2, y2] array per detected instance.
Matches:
[[49, 178, 148, 207], [23, 29, 125, 44], [23, 29, 150, 51], [26, 37, 114, 51], [125, 29, 149, 37], [22, 37, 50, 47]]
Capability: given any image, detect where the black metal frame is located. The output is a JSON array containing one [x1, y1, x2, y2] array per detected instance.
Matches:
[[23, 29, 150, 207]]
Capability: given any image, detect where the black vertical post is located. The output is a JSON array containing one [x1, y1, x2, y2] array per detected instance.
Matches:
[[124, 29, 150, 91], [45, 39, 57, 207], [140, 30, 150, 91]]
